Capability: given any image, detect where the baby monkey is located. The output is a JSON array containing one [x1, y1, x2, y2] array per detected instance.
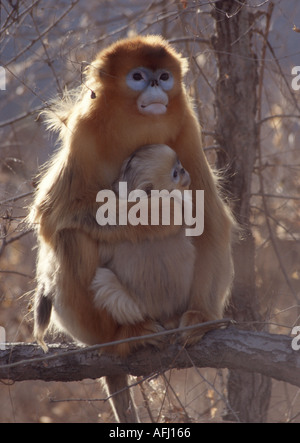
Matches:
[[92, 144, 195, 328]]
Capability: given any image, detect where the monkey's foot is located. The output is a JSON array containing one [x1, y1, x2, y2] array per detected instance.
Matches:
[[178, 311, 234, 346], [36, 337, 49, 353], [115, 320, 166, 356]]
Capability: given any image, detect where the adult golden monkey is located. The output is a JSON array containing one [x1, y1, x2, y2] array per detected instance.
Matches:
[[30, 35, 234, 422]]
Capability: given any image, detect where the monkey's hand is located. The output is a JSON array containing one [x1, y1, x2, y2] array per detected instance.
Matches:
[[178, 311, 234, 346]]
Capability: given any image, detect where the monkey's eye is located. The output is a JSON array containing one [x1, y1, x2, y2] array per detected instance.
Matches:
[[172, 169, 179, 183], [160, 72, 169, 81], [132, 72, 144, 81], [157, 70, 174, 91], [126, 68, 149, 91]]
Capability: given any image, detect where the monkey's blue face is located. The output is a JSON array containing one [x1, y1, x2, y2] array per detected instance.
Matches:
[[126, 67, 174, 91], [126, 67, 174, 115], [172, 159, 191, 189]]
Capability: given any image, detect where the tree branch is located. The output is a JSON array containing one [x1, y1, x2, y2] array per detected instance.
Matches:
[[0, 328, 299, 388]]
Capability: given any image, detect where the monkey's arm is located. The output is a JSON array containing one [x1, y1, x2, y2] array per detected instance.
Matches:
[[35, 196, 182, 245]]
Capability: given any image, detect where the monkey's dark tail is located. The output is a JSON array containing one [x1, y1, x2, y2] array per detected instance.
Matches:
[[34, 288, 53, 352], [105, 374, 140, 423]]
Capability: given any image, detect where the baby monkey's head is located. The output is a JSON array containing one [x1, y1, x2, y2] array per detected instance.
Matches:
[[115, 144, 190, 195]]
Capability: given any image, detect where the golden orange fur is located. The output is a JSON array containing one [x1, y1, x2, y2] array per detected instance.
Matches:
[[29, 35, 234, 422]]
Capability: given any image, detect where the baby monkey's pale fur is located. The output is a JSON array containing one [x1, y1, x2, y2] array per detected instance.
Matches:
[[92, 144, 195, 327]]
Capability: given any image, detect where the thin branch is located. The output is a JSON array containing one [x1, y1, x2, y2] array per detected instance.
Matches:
[[2, 229, 34, 246], [184, 351, 240, 422], [0, 270, 33, 279], [168, 36, 210, 45], [252, 193, 300, 201], [251, 205, 299, 241], [30, 12, 63, 95], [0, 191, 33, 206], [0, 108, 42, 128], [4, 0, 80, 67], [0, 0, 41, 38], [258, 114, 300, 125], [234, 0, 270, 8]]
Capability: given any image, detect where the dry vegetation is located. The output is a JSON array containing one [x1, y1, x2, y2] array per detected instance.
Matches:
[[0, 0, 300, 423]]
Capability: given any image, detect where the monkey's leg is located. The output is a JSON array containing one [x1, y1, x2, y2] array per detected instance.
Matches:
[[34, 286, 53, 352], [104, 374, 140, 423], [91, 269, 167, 353]]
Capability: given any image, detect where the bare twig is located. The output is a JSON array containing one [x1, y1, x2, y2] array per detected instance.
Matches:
[[169, 36, 210, 45], [0, 191, 33, 206], [0, 270, 33, 279], [252, 193, 300, 201], [0, 0, 41, 38], [0, 108, 42, 129], [4, 0, 80, 67], [258, 114, 300, 125]]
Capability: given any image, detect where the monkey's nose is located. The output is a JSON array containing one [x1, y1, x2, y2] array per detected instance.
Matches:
[[150, 79, 159, 87]]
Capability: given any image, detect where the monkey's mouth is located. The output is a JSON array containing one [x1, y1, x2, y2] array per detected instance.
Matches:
[[139, 102, 167, 115]]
